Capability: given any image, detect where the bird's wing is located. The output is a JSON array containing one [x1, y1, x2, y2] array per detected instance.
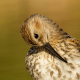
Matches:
[[65, 38, 80, 63], [68, 39, 80, 50]]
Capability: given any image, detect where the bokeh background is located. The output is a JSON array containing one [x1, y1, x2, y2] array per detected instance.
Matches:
[[0, 0, 80, 80]]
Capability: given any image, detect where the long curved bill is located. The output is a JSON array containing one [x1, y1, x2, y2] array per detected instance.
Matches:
[[43, 43, 67, 63]]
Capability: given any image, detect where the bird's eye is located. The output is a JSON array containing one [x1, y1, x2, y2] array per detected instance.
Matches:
[[34, 33, 38, 39]]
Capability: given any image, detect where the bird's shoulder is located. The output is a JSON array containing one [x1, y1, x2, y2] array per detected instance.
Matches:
[[64, 38, 80, 56], [67, 38, 80, 48]]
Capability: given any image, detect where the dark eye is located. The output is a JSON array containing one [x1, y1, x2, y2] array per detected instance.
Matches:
[[34, 33, 38, 39]]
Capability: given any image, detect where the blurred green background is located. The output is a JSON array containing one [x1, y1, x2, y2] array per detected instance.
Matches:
[[0, 0, 80, 80]]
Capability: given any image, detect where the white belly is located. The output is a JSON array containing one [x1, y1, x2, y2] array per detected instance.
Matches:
[[26, 50, 80, 80]]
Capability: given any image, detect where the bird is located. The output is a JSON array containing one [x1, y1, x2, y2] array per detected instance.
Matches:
[[20, 14, 80, 80]]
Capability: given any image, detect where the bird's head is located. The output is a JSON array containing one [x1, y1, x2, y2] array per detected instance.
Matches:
[[20, 14, 67, 63], [20, 14, 60, 46]]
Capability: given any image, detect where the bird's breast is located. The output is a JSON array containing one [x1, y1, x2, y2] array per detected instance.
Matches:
[[26, 51, 55, 80], [25, 49, 80, 80]]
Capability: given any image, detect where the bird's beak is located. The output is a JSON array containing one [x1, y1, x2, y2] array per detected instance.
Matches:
[[43, 43, 67, 63]]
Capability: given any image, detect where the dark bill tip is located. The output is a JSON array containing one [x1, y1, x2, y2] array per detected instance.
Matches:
[[43, 43, 67, 63]]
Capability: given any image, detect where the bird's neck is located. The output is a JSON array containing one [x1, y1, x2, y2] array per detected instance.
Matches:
[[48, 28, 72, 56], [49, 30, 67, 46]]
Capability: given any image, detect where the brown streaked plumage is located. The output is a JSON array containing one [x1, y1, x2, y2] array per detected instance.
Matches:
[[20, 14, 80, 80]]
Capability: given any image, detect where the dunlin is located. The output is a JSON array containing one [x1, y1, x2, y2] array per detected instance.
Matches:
[[20, 14, 80, 80]]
